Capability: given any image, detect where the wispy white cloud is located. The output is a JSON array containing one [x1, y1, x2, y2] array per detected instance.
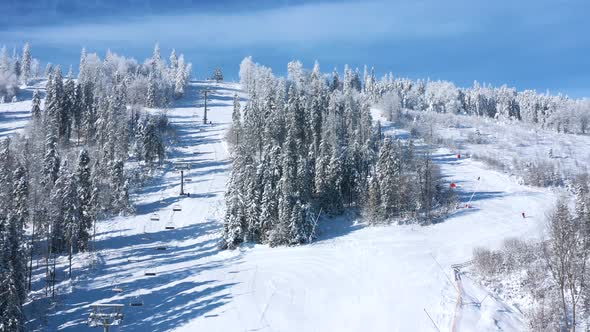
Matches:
[[0, 1, 477, 48]]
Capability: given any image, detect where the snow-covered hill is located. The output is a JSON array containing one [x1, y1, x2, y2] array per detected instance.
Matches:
[[15, 81, 557, 331]]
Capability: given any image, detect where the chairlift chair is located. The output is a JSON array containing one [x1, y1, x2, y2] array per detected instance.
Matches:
[[184, 178, 192, 182], [150, 213, 160, 221], [129, 295, 144, 307], [173, 204, 182, 212], [155, 246, 167, 251], [144, 268, 157, 276], [165, 221, 175, 230], [111, 280, 124, 293]]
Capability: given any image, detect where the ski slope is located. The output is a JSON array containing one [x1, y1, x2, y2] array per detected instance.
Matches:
[[0, 82, 44, 138], [21, 81, 557, 331]]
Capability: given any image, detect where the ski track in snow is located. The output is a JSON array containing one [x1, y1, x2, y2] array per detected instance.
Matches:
[[12, 82, 557, 331]]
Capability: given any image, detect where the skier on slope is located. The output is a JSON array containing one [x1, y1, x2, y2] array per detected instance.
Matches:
[[521, 212, 526, 219]]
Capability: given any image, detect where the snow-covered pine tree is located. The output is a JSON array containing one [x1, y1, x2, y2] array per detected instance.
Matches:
[[82, 81, 96, 143], [44, 72, 54, 122], [174, 56, 186, 98], [78, 48, 87, 85], [213, 68, 224, 82], [146, 73, 157, 108], [310, 62, 327, 152], [232, 93, 242, 141], [222, 147, 253, 249], [109, 160, 129, 213], [20, 43, 31, 85], [141, 116, 165, 165], [377, 138, 401, 220], [49, 160, 69, 253], [12, 166, 28, 232], [61, 68, 76, 143], [44, 63, 53, 77], [331, 68, 340, 91], [31, 89, 42, 124], [72, 82, 84, 144], [366, 175, 382, 224], [55, 161, 79, 274], [169, 49, 178, 71], [76, 149, 92, 251], [245, 163, 262, 243], [258, 146, 281, 242], [0, 213, 27, 332], [151, 43, 161, 72], [41, 131, 60, 189], [46, 66, 67, 142]]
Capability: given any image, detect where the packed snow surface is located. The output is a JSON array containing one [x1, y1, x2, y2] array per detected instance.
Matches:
[[17, 81, 558, 331]]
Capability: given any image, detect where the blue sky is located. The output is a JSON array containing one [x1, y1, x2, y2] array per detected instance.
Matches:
[[1, 0, 589, 97]]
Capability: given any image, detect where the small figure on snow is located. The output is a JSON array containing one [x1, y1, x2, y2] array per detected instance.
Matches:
[[457, 153, 461, 159], [521, 212, 526, 219], [477, 176, 480, 181]]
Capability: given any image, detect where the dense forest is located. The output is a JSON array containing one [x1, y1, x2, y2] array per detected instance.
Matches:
[[367, 72, 590, 135], [221, 58, 453, 249], [0, 44, 189, 331]]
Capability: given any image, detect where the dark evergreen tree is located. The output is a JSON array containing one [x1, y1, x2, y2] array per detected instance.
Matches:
[[76, 149, 92, 251], [31, 89, 42, 123]]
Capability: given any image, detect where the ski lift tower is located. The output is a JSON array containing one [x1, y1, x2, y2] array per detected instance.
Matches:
[[88, 304, 124, 332], [201, 87, 211, 125], [174, 162, 192, 196]]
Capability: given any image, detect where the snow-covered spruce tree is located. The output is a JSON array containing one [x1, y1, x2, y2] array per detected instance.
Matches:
[[49, 160, 69, 253], [377, 138, 400, 219], [258, 146, 281, 242], [169, 49, 178, 71], [231, 93, 242, 142], [20, 43, 31, 85], [76, 149, 92, 251], [41, 130, 60, 189], [12, 166, 28, 232], [109, 160, 131, 214], [1, 214, 27, 332], [221, 146, 253, 249], [140, 116, 165, 166], [61, 163, 79, 276], [213, 68, 224, 82], [174, 56, 186, 98], [31, 89, 42, 124], [0, 150, 26, 332], [146, 73, 157, 108], [61, 68, 76, 143]]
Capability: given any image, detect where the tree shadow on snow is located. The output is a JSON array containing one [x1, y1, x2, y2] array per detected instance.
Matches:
[[312, 216, 364, 244], [31, 221, 240, 331]]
